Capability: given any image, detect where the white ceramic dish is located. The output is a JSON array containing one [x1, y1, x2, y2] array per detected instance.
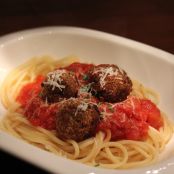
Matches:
[[0, 26, 174, 174]]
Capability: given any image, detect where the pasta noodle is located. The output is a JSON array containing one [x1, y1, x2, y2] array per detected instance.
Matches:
[[0, 56, 173, 169]]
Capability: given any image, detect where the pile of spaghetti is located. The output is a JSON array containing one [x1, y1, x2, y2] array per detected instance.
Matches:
[[0, 56, 173, 169]]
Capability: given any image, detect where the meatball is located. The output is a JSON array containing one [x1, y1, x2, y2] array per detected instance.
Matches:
[[41, 69, 79, 103], [88, 64, 132, 103], [56, 98, 100, 142]]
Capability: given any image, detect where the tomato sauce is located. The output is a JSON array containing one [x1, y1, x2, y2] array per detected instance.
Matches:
[[97, 96, 162, 140], [16, 75, 45, 106], [64, 62, 94, 84], [16, 62, 163, 140], [24, 97, 58, 130]]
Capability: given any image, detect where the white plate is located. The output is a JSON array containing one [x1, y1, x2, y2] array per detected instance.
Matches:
[[0, 26, 174, 174]]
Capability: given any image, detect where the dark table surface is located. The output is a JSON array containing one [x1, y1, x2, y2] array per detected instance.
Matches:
[[0, 0, 174, 173]]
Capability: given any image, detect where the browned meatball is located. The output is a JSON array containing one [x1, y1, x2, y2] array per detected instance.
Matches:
[[41, 69, 79, 103], [88, 64, 132, 103], [56, 98, 100, 142]]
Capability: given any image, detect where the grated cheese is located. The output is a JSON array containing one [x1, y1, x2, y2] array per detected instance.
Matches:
[[93, 66, 123, 87], [130, 97, 135, 114], [79, 83, 91, 93], [119, 113, 126, 123], [43, 70, 66, 91], [75, 102, 88, 116]]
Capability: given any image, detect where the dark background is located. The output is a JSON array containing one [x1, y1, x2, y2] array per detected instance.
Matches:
[[0, 0, 174, 173]]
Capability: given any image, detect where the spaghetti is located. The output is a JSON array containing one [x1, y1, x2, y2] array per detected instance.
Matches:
[[0, 56, 173, 169]]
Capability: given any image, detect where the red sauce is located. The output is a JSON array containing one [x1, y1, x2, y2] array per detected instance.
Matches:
[[141, 99, 163, 130], [97, 96, 162, 140], [16, 75, 45, 107], [64, 62, 94, 83], [24, 97, 58, 130], [16, 62, 163, 140]]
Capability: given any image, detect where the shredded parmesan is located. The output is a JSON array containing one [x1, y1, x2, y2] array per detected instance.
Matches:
[[43, 70, 66, 91], [119, 113, 126, 123], [45, 97, 48, 105], [75, 102, 88, 116], [93, 66, 123, 87], [130, 97, 135, 114]]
